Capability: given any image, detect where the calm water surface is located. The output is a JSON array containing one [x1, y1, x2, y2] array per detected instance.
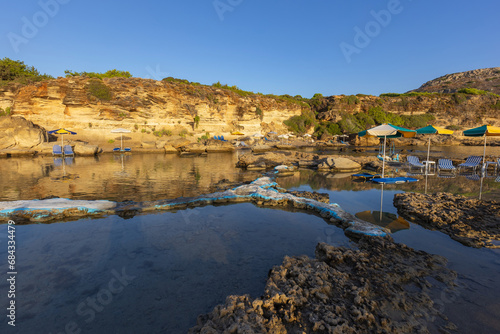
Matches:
[[0, 150, 499, 333]]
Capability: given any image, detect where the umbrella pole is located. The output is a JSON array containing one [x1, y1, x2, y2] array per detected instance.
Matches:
[[482, 135, 487, 169], [426, 137, 431, 175], [379, 184, 384, 222], [121, 134, 124, 151], [382, 136, 387, 178]]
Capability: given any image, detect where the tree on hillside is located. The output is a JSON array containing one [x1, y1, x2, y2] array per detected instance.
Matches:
[[0, 58, 53, 83]]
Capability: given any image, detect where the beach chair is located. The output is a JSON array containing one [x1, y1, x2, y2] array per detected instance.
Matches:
[[221, 135, 227, 142], [213, 135, 217, 140], [63, 145, 74, 156], [124, 148, 131, 152], [458, 156, 482, 173], [437, 159, 456, 174], [485, 158, 499, 174], [113, 147, 121, 152], [407, 155, 425, 173], [52, 145, 63, 156]]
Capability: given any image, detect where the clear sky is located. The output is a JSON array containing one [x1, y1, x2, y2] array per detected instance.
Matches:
[[1, 0, 499, 98]]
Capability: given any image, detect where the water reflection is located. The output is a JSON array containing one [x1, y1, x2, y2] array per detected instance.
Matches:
[[0, 153, 261, 202]]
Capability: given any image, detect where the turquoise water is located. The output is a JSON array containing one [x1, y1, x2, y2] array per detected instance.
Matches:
[[0, 152, 499, 333]]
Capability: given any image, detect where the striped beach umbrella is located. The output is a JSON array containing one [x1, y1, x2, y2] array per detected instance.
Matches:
[[48, 128, 77, 148], [416, 125, 454, 165]]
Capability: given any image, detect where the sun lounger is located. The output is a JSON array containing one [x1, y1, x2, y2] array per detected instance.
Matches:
[[63, 145, 74, 156], [52, 145, 63, 156], [407, 155, 425, 173], [437, 159, 456, 174], [371, 177, 419, 184], [124, 148, 131, 152], [485, 158, 499, 174], [458, 156, 482, 172], [113, 148, 121, 152]]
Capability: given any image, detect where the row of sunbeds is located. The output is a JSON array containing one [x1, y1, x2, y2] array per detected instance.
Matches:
[[407, 155, 500, 175], [52, 145, 74, 156]]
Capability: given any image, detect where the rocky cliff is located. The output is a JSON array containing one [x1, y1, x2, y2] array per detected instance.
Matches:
[[0, 77, 303, 141]]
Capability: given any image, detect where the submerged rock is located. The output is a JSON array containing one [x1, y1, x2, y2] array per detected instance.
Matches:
[[394, 192, 500, 248], [189, 236, 457, 333]]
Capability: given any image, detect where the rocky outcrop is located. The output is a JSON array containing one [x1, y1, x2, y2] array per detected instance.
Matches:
[[394, 192, 500, 248], [189, 237, 457, 333], [236, 151, 378, 171], [0, 116, 45, 149], [1, 77, 303, 138], [413, 67, 500, 95]]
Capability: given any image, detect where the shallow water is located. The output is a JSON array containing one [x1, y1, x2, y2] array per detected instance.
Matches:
[[0, 150, 499, 333]]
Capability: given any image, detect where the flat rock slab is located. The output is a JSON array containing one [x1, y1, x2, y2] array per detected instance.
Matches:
[[394, 192, 500, 248], [0, 177, 388, 239]]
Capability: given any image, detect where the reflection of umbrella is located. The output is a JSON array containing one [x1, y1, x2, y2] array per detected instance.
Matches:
[[267, 131, 277, 135], [48, 128, 77, 148], [358, 124, 416, 178], [416, 125, 454, 179], [355, 210, 410, 233], [111, 128, 132, 151], [463, 125, 500, 199]]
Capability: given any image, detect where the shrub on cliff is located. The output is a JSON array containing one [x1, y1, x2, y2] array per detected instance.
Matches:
[[0, 58, 52, 84], [65, 69, 132, 79], [284, 110, 317, 134], [87, 79, 112, 101]]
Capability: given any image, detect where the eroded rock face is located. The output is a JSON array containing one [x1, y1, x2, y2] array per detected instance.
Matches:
[[189, 237, 457, 333], [394, 192, 500, 248], [0, 116, 45, 149]]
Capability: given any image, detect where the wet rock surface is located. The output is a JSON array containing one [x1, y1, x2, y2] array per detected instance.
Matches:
[[189, 236, 458, 334], [394, 192, 500, 248]]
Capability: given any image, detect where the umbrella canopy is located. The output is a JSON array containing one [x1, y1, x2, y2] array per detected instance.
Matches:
[[111, 128, 131, 151], [463, 125, 500, 200], [48, 128, 77, 147], [416, 125, 454, 171], [359, 124, 416, 177]]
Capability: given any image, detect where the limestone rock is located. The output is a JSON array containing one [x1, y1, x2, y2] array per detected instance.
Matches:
[[0, 116, 45, 149], [141, 141, 156, 149], [73, 143, 99, 156], [328, 157, 361, 172], [206, 140, 235, 153], [182, 143, 206, 153], [164, 144, 178, 154]]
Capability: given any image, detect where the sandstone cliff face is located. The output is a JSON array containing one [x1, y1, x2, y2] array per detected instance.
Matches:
[[0, 77, 303, 137]]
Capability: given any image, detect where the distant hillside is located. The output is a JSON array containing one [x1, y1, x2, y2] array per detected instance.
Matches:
[[411, 67, 500, 95]]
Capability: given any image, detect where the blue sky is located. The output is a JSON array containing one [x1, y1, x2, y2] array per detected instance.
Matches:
[[1, 0, 499, 98]]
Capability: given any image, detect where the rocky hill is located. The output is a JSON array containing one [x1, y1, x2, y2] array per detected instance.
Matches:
[[411, 67, 500, 95]]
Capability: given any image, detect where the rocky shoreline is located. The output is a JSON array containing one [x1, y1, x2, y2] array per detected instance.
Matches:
[[189, 236, 458, 334], [394, 192, 500, 248]]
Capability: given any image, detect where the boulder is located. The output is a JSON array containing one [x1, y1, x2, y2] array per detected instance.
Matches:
[[182, 143, 206, 153], [141, 141, 156, 149], [252, 144, 273, 153], [0, 116, 45, 149], [73, 143, 99, 156], [206, 141, 235, 153], [327, 157, 361, 172], [164, 144, 178, 154]]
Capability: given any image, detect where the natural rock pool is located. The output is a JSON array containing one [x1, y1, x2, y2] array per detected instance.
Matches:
[[0, 152, 499, 333]]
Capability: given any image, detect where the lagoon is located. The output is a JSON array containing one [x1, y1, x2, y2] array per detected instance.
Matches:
[[0, 151, 499, 333]]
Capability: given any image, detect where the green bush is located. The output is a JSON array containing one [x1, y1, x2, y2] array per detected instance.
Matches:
[[87, 79, 112, 101], [284, 110, 317, 134], [458, 88, 488, 95], [446, 125, 462, 130], [194, 115, 200, 128], [343, 95, 360, 105], [380, 93, 401, 97], [0, 107, 12, 116], [255, 107, 263, 120], [65, 69, 132, 79], [452, 93, 467, 104]]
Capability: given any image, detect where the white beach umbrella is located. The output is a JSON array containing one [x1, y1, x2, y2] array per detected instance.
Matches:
[[111, 128, 132, 151]]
